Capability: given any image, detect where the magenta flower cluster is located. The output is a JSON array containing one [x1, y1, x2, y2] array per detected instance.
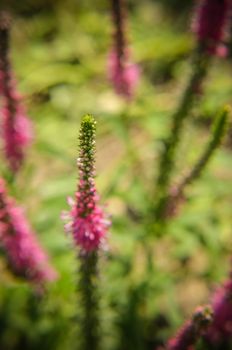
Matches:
[[63, 115, 109, 252], [0, 178, 57, 286], [0, 12, 33, 172], [207, 276, 232, 344], [193, 0, 230, 55]]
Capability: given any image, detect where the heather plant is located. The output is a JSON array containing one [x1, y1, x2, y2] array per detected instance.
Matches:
[[0, 1, 232, 350]]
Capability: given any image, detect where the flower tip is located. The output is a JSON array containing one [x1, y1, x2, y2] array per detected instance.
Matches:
[[82, 114, 96, 126]]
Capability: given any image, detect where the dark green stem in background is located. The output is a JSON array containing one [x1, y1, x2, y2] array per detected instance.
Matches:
[[163, 106, 230, 219], [79, 251, 99, 350], [177, 106, 229, 193], [153, 49, 210, 226]]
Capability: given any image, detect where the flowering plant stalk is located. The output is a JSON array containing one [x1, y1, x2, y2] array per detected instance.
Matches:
[[108, 0, 139, 99], [0, 11, 32, 173], [63, 115, 109, 350], [153, 52, 209, 225], [153, 0, 229, 227], [193, 0, 230, 55], [164, 106, 230, 218]]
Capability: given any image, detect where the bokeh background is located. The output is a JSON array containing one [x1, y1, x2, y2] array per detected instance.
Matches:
[[1, 0, 232, 349]]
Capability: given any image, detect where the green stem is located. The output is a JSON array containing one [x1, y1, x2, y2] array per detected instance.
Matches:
[[79, 251, 99, 350], [153, 50, 210, 225], [177, 106, 229, 195], [119, 109, 141, 170]]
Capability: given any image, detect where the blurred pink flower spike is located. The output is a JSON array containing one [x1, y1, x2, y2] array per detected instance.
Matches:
[[0, 11, 33, 173], [207, 278, 232, 344], [0, 178, 58, 289], [2, 101, 33, 172], [108, 49, 140, 100], [109, 0, 139, 100], [193, 0, 230, 55]]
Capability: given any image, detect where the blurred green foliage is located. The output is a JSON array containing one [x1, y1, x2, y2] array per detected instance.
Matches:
[[0, 1, 232, 349]]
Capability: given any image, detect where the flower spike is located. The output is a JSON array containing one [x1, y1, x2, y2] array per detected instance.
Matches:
[[0, 11, 33, 173], [205, 263, 232, 345], [192, 0, 230, 55], [108, 0, 139, 99], [63, 114, 110, 252], [0, 178, 57, 288]]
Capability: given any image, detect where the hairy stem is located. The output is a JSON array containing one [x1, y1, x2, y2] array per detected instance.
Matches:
[[79, 251, 99, 350], [153, 49, 210, 225], [178, 106, 229, 192]]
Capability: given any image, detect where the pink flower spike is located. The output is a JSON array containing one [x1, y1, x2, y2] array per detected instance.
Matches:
[[108, 49, 140, 99], [207, 277, 232, 344], [0, 178, 58, 288], [62, 115, 110, 253], [109, 0, 139, 99], [2, 104, 33, 172], [0, 11, 33, 173], [192, 0, 230, 55]]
